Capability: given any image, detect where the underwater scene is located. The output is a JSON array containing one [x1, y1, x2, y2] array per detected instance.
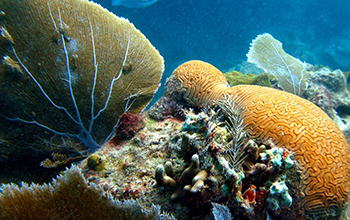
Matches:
[[1, 0, 350, 219]]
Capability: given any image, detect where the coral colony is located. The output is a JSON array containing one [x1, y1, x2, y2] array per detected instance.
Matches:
[[0, 0, 163, 162], [154, 101, 296, 217], [1, 1, 350, 219]]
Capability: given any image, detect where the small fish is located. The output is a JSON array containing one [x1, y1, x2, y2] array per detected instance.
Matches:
[[111, 0, 158, 8]]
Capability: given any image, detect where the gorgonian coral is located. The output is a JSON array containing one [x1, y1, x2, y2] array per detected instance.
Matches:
[[0, 0, 164, 162]]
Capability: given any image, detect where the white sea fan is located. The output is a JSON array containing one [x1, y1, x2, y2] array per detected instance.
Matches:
[[247, 33, 308, 96]]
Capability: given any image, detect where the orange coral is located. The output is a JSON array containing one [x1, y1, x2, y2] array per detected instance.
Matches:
[[172, 60, 350, 216], [172, 60, 229, 105]]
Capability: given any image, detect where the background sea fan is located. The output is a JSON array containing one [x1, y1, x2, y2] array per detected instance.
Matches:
[[247, 33, 308, 96], [0, 0, 164, 162]]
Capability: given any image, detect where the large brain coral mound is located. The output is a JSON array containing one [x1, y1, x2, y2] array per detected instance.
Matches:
[[0, 0, 163, 163], [169, 60, 350, 218]]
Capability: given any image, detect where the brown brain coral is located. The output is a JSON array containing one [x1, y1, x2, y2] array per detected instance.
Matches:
[[172, 60, 350, 216]]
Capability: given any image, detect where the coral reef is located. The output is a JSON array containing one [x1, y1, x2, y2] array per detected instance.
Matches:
[[164, 60, 350, 218], [0, 0, 164, 164], [78, 94, 305, 219], [247, 33, 309, 96], [78, 117, 193, 218], [152, 99, 303, 219], [0, 166, 174, 219]]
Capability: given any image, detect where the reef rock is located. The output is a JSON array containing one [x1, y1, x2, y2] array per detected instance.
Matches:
[[303, 67, 350, 131], [78, 98, 305, 219]]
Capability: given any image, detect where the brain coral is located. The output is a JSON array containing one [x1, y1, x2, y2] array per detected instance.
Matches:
[[172, 60, 229, 105], [172, 60, 350, 216], [0, 0, 163, 161]]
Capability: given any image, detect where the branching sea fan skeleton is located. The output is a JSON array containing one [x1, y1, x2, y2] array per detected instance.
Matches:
[[0, 0, 164, 162]]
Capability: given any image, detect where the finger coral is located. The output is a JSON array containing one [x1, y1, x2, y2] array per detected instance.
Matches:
[[170, 60, 350, 217], [0, 0, 164, 162]]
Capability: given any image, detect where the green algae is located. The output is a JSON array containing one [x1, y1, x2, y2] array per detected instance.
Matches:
[[224, 70, 272, 87]]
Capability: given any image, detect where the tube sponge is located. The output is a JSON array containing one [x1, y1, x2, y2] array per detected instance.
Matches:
[[155, 165, 176, 188]]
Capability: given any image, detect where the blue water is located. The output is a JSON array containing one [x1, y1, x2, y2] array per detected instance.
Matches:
[[95, 0, 350, 101]]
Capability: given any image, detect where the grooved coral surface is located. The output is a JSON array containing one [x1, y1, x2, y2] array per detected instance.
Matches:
[[172, 60, 229, 105], [171, 60, 350, 215], [228, 85, 350, 214]]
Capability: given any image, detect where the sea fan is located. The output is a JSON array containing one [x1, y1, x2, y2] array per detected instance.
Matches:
[[0, 166, 175, 219], [247, 33, 308, 96], [0, 0, 164, 161]]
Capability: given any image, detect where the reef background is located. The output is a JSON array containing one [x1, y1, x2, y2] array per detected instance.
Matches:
[[95, 0, 350, 104]]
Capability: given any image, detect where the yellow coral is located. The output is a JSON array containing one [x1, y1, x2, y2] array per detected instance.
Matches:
[[171, 60, 350, 216]]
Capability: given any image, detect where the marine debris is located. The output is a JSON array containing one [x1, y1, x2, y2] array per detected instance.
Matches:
[[0, 0, 164, 164]]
